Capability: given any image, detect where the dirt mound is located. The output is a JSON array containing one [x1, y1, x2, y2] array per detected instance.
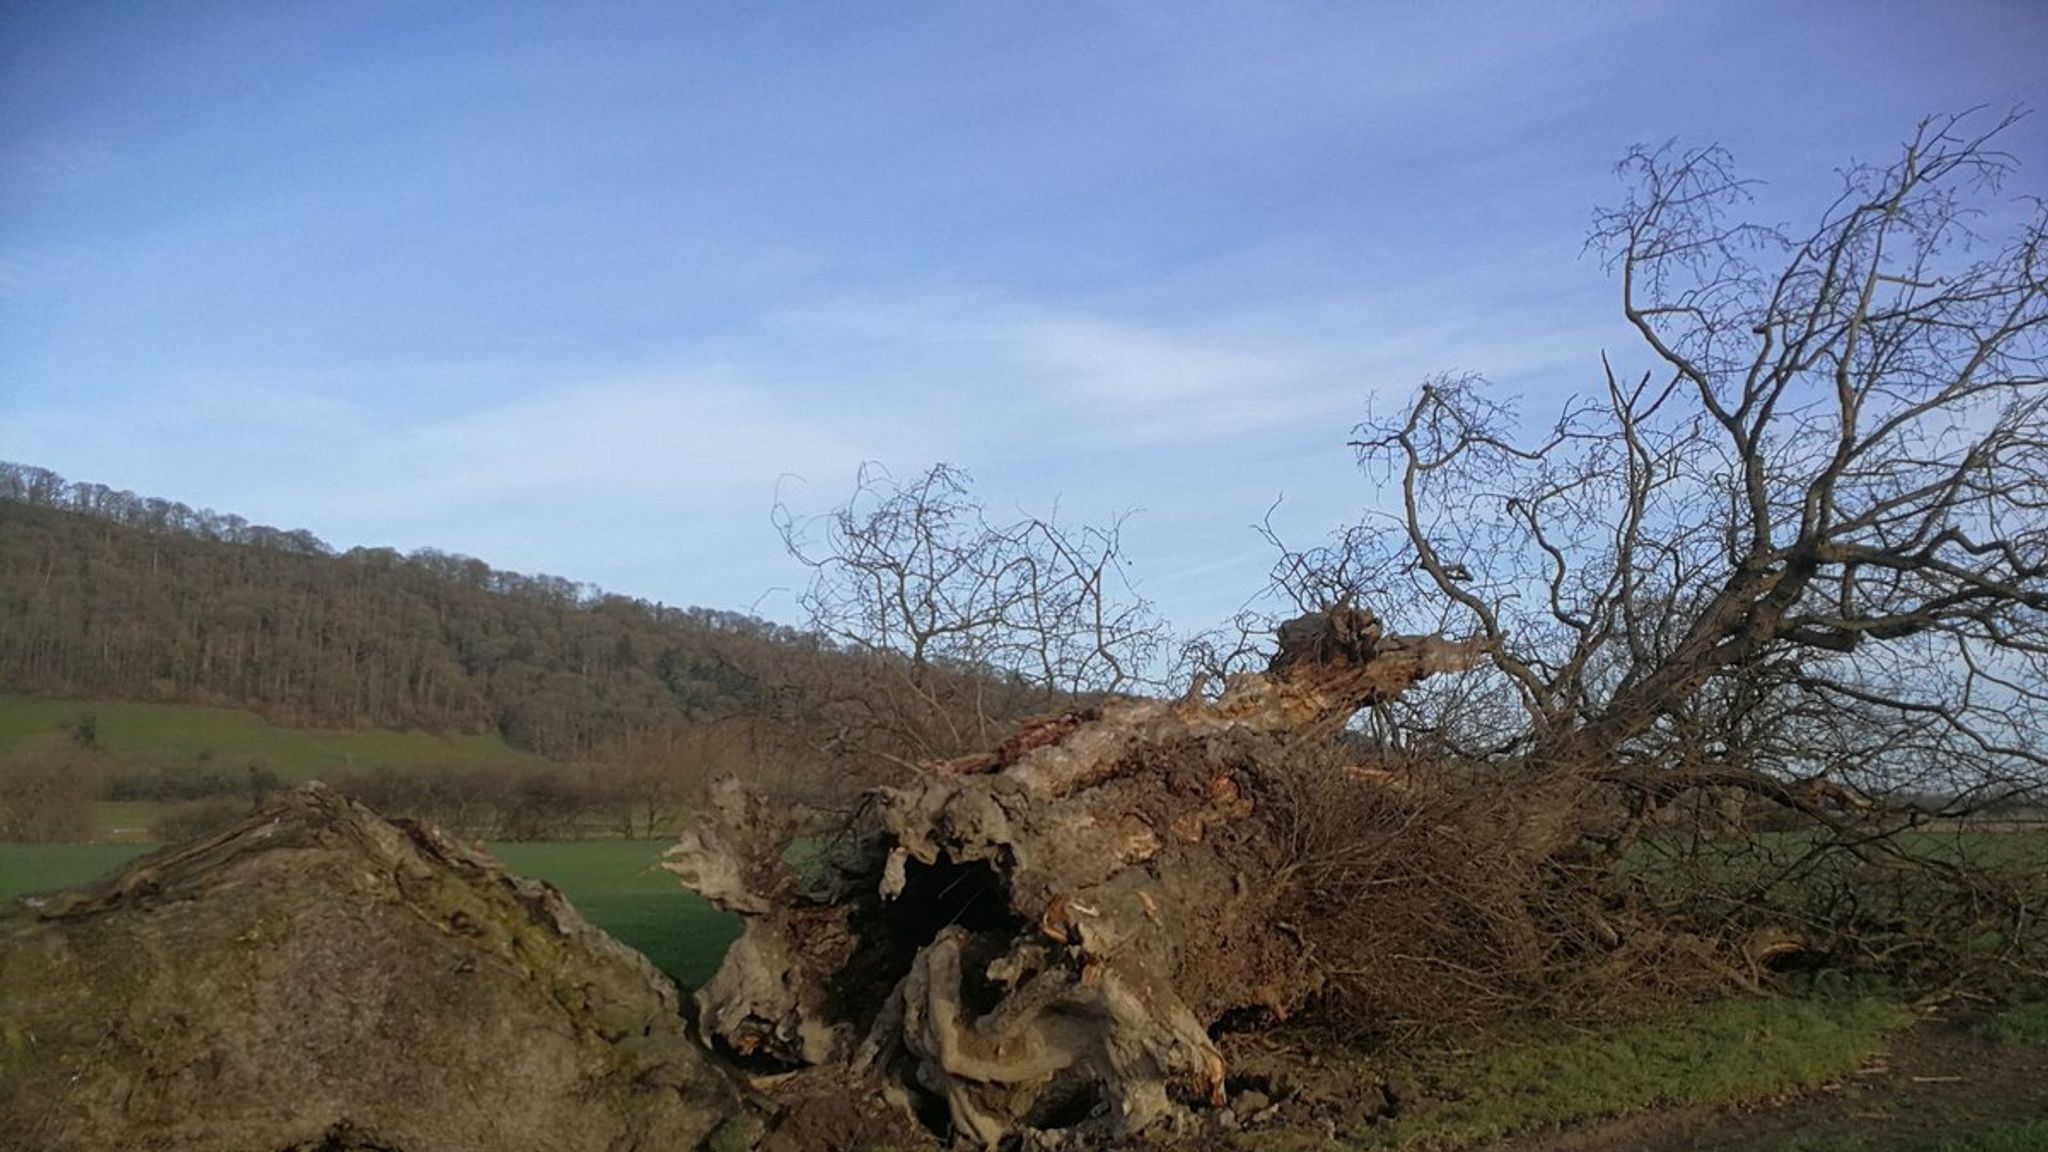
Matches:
[[0, 784, 744, 1152]]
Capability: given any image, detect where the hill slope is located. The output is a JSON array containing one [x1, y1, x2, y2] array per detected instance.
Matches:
[[0, 461, 813, 759], [0, 695, 540, 777]]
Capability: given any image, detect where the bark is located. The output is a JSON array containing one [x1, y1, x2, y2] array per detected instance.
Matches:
[[666, 607, 1485, 1146]]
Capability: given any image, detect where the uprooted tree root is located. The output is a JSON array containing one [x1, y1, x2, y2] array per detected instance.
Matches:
[[665, 606, 1478, 1145], [665, 607, 2048, 1149]]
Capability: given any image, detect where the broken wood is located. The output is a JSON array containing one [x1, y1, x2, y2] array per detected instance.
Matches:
[[665, 606, 1486, 1145]]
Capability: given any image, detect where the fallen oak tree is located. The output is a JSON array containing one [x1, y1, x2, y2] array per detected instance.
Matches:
[[11, 112, 2039, 1152], [673, 113, 2048, 1148], [665, 605, 1488, 1146], [6, 610, 2030, 1152]]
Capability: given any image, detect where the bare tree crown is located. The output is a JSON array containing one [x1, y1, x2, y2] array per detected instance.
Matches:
[[775, 463, 1170, 763], [1340, 111, 2045, 803]]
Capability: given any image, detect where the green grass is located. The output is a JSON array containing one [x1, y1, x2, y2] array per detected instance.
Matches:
[[0, 842, 154, 900], [1977, 1000, 2048, 1048], [1359, 995, 1913, 1148], [1769, 1124, 2048, 1152], [0, 838, 738, 989], [1933, 1120, 2048, 1152], [491, 840, 739, 987], [0, 693, 542, 778], [1629, 829, 2048, 892]]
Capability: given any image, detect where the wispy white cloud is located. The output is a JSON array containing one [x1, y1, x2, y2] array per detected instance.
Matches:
[[18, 0, 2020, 637], [0, 239, 1634, 632]]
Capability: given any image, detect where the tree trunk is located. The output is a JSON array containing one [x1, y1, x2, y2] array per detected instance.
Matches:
[[665, 607, 1485, 1146]]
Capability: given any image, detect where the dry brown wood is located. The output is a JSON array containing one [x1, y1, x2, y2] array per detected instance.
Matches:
[[665, 606, 1487, 1146]]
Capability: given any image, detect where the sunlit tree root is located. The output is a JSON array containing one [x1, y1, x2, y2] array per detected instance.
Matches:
[[665, 607, 1486, 1146]]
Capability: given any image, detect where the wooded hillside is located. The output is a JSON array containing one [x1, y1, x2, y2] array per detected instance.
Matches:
[[0, 461, 824, 761]]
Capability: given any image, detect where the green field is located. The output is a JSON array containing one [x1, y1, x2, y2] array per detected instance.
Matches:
[[0, 842, 158, 899], [491, 840, 739, 986], [1362, 995, 1912, 1147], [0, 838, 738, 988], [0, 694, 543, 778]]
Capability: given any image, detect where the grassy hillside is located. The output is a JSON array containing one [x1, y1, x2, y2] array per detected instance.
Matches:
[[0, 693, 543, 778], [0, 692, 713, 845]]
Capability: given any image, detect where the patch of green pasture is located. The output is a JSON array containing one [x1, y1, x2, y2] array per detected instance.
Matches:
[[0, 693, 542, 778], [1932, 1120, 2048, 1152], [0, 842, 154, 902], [1357, 995, 1913, 1148], [1977, 1000, 2048, 1048], [0, 695, 92, 748], [0, 837, 737, 989], [1888, 828, 2048, 868], [1631, 828, 2048, 879], [461, 840, 738, 988]]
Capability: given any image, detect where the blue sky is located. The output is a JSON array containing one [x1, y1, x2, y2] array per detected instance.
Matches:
[[3, 1, 2043, 634]]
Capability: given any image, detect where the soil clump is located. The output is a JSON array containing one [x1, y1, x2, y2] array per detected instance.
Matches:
[[0, 784, 745, 1152]]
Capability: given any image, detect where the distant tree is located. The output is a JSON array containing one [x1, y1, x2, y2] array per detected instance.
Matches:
[[775, 463, 1171, 769], [0, 736, 104, 842], [596, 719, 757, 838]]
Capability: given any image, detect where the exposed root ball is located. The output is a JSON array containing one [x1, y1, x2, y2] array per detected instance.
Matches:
[[666, 609, 1487, 1145]]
